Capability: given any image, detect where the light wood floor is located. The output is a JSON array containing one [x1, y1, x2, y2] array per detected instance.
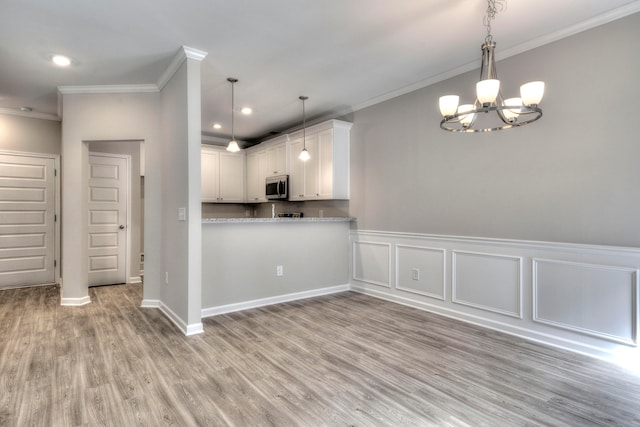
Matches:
[[1, 284, 639, 426]]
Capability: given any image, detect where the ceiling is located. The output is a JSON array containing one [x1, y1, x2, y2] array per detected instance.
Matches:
[[1, 0, 639, 144]]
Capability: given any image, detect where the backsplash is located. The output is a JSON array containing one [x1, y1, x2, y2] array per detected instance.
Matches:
[[202, 200, 350, 219]]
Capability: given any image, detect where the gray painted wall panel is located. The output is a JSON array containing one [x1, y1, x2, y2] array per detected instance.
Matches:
[[348, 12, 640, 247], [202, 221, 349, 308]]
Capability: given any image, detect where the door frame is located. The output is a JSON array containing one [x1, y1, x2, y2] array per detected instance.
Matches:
[[0, 149, 61, 286], [88, 151, 132, 285]]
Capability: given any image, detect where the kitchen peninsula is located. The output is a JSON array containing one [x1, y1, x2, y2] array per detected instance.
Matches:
[[200, 118, 354, 317], [201, 217, 353, 317]]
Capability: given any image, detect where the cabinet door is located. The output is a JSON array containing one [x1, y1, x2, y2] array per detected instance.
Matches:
[[302, 133, 320, 199], [317, 128, 334, 199], [246, 150, 266, 202], [288, 137, 305, 200], [201, 149, 220, 202], [219, 152, 245, 202], [266, 141, 287, 176]]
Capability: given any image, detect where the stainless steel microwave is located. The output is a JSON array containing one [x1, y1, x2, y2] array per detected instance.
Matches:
[[265, 175, 288, 200]]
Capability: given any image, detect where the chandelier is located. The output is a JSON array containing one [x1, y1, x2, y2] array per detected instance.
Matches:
[[439, 0, 544, 132]]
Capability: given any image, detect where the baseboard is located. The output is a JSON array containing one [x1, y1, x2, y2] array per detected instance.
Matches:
[[60, 295, 91, 306], [349, 284, 619, 362], [201, 284, 350, 318], [129, 276, 142, 284], [140, 299, 160, 308]]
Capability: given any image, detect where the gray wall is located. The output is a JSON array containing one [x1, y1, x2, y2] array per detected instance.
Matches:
[[202, 221, 350, 308], [0, 113, 60, 154], [349, 12, 640, 247]]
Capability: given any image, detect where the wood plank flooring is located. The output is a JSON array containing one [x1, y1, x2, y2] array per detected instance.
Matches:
[[1, 284, 639, 426]]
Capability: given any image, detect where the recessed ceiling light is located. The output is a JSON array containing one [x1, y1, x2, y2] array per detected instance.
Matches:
[[52, 55, 71, 67], [213, 123, 222, 129], [20, 106, 33, 112], [241, 107, 252, 115]]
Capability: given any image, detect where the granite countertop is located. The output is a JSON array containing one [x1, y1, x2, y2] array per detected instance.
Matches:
[[202, 217, 355, 224]]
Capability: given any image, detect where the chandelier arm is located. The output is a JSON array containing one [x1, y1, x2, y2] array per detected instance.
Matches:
[[440, 104, 542, 132]]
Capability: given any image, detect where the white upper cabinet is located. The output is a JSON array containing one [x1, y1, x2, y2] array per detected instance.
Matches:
[[201, 145, 246, 203], [265, 138, 288, 177], [288, 120, 352, 201], [246, 149, 267, 203]]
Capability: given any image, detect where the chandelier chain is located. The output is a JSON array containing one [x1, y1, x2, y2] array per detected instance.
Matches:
[[483, 0, 506, 43]]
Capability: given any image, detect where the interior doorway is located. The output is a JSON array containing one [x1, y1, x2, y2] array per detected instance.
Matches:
[[86, 140, 144, 286]]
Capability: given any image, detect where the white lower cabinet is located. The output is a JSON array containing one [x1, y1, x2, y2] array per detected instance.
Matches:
[[201, 145, 245, 203]]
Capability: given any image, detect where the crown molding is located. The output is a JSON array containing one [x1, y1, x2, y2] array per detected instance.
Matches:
[[351, 0, 640, 115], [57, 84, 159, 95], [0, 107, 61, 121], [157, 45, 208, 91]]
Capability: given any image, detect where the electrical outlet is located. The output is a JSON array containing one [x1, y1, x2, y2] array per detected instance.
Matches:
[[411, 268, 420, 281], [165, 272, 169, 285], [276, 265, 284, 276]]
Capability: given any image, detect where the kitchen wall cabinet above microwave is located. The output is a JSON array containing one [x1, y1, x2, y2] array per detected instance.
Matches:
[[201, 145, 246, 203], [245, 135, 289, 203], [288, 120, 352, 201]]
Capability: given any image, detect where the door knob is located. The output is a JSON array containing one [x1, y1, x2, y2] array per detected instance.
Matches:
[[119, 225, 125, 230]]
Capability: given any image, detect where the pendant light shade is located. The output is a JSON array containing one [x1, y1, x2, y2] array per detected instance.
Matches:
[[298, 96, 310, 161], [226, 77, 240, 152]]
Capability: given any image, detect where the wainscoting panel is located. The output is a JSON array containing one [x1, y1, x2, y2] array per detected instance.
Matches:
[[533, 259, 638, 346], [452, 251, 522, 318], [350, 230, 640, 362], [395, 245, 446, 300], [352, 241, 391, 288]]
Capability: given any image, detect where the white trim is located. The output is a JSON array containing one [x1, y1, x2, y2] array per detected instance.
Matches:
[[129, 276, 143, 284], [156, 46, 208, 91], [0, 150, 61, 287], [58, 84, 158, 95], [0, 107, 60, 121], [61, 295, 91, 306], [140, 299, 160, 308], [185, 323, 204, 336], [159, 301, 203, 335], [451, 250, 523, 319], [140, 299, 203, 335], [353, 229, 640, 255], [346, 1, 640, 116], [88, 151, 131, 286], [351, 241, 392, 288], [349, 284, 620, 362], [532, 258, 639, 346], [395, 244, 446, 301], [201, 284, 350, 318]]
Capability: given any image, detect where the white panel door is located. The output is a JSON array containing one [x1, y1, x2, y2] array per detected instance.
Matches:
[[0, 154, 55, 288], [88, 154, 127, 286]]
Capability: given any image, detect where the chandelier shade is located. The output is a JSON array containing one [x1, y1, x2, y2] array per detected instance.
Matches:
[[439, 0, 544, 132]]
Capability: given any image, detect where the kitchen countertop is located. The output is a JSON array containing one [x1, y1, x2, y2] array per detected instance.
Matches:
[[202, 217, 355, 224]]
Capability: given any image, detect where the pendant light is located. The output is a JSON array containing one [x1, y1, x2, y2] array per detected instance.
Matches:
[[298, 96, 310, 161], [438, 0, 544, 132], [226, 77, 240, 152]]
